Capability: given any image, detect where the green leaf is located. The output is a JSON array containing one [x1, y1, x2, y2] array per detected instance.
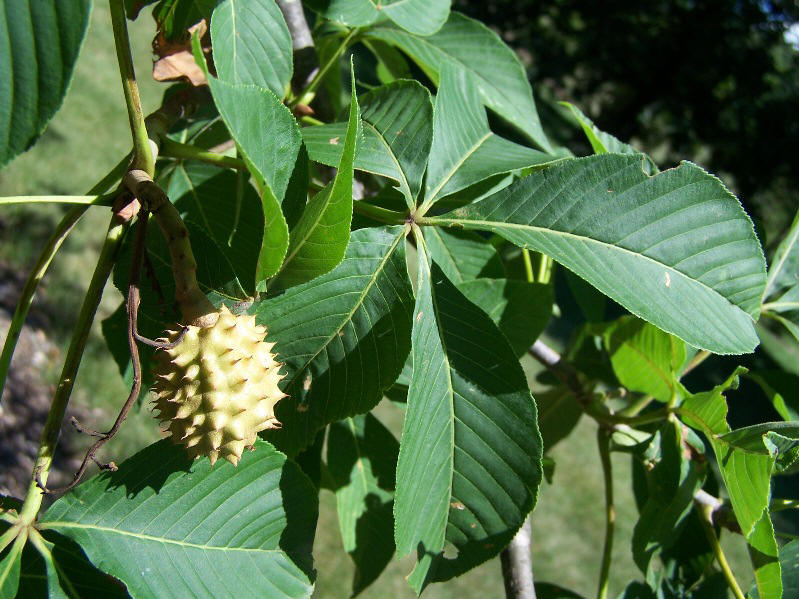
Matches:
[[748, 514, 782, 599], [678, 370, 784, 598], [394, 235, 541, 592], [421, 62, 553, 208], [0, 533, 24, 599], [367, 12, 552, 152], [764, 206, 799, 302], [18, 531, 128, 598], [433, 154, 767, 354], [210, 0, 292, 98], [535, 385, 582, 453], [193, 33, 300, 283], [631, 421, 704, 577], [747, 371, 799, 420], [40, 439, 317, 599], [560, 102, 657, 174], [257, 226, 414, 456], [327, 414, 399, 596], [273, 75, 360, 288], [0, 0, 91, 167], [306, 0, 450, 35], [302, 80, 432, 208], [424, 227, 505, 284], [456, 278, 553, 356], [604, 316, 686, 403]]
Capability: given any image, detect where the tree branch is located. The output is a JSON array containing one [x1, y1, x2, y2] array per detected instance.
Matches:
[[500, 516, 536, 599], [277, 0, 318, 92]]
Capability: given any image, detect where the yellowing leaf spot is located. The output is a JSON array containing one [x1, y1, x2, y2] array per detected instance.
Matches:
[[329, 137, 339, 145], [450, 501, 466, 510], [664, 272, 671, 288], [416, 311, 423, 322], [297, 403, 309, 413], [303, 373, 312, 391]]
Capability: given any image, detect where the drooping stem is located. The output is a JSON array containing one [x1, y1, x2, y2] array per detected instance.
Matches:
[[159, 137, 246, 171], [0, 154, 130, 404], [596, 428, 614, 599], [500, 516, 536, 599], [0, 194, 115, 206], [18, 217, 126, 524], [697, 502, 746, 599], [123, 171, 216, 326], [110, 0, 154, 175]]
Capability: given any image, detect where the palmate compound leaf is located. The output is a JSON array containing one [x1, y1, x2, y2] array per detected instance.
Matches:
[[301, 80, 432, 209], [394, 229, 542, 593], [257, 226, 415, 457], [210, 0, 293, 98], [0, 0, 91, 167], [420, 61, 554, 210], [327, 414, 399, 595], [271, 71, 361, 289], [366, 12, 552, 152], [39, 440, 317, 599], [431, 153, 767, 354]]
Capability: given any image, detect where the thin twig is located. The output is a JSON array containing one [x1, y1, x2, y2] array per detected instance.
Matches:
[[19, 215, 127, 518], [696, 501, 746, 599], [38, 210, 151, 494], [596, 428, 614, 599]]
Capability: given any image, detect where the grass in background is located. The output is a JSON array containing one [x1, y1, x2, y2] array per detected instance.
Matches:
[[0, 5, 755, 597]]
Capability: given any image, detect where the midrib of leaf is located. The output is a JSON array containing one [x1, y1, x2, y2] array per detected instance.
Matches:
[[428, 217, 754, 331], [424, 131, 491, 209], [765, 211, 799, 298], [277, 187, 330, 277], [39, 523, 286, 553], [763, 300, 799, 311], [29, 530, 80, 598], [364, 120, 413, 208], [283, 230, 405, 390]]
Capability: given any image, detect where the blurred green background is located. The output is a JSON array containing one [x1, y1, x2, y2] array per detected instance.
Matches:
[[2, 1, 794, 596]]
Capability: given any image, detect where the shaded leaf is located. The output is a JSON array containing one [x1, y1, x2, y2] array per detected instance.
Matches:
[[257, 226, 414, 456], [367, 12, 551, 151], [302, 80, 432, 208], [456, 278, 553, 356], [152, 0, 215, 41], [0, 533, 24, 599], [631, 421, 704, 577], [274, 75, 360, 288], [764, 206, 799, 302], [604, 316, 686, 403], [394, 237, 541, 592], [535, 386, 582, 453], [747, 370, 799, 420], [210, 0, 293, 98], [327, 414, 399, 596], [433, 154, 767, 354], [41, 440, 317, 599], [424, 227, 504, 284], [0, 0, 91, 166]]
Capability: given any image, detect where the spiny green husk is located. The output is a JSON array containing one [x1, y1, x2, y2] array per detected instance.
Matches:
[[152, 305, 285, 466]]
